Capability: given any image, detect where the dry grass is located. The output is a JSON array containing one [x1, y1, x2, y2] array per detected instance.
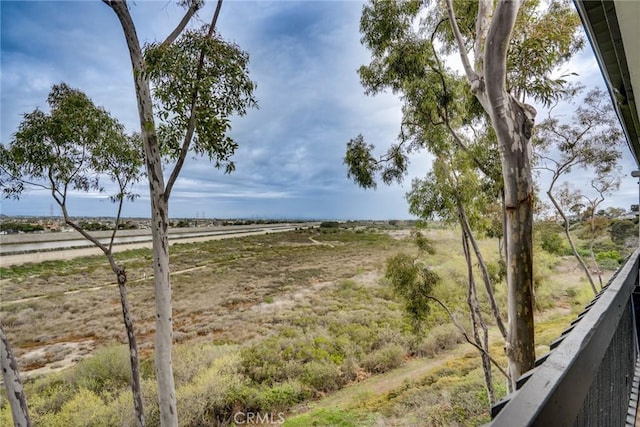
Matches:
[[1, 228, 407, 374], [0, 224, 609, 427]]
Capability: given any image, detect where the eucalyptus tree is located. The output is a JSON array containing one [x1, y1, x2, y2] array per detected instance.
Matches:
[[534, 87, 624, 295], [0, 323, 30, 426], [407, 149, 509, 403], [102, 1, 257, 424], [0, 83, 145, 426], [345, 0, 583, 384], [583, 171, 622, 288]]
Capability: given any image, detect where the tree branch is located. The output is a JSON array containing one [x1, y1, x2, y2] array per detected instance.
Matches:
[[444, 0, 478, 84], [108, 175, 127, 253], [426, 295, 509, 379], [485, 0, 520, 122], [160, 0, 203, 49], [459, 203, 508, 339], [165, 0, 223, 201], [474, 0, 493, 69]]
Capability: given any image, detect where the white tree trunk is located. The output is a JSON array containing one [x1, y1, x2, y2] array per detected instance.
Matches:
[[483, 0, 536, 388], [106, 2, 178, 425], [1, 324, 31, 427]]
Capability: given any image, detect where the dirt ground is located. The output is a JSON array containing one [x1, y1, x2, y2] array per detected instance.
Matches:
[[1, 229, 410, 377]]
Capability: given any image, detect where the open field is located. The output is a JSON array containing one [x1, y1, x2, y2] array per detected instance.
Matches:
[[0, 223, 315, 267], [1, 227, 408, 375], [0, 225, 611, 426]]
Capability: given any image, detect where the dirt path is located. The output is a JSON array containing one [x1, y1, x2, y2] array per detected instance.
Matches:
[[298, 348, 464, 414]]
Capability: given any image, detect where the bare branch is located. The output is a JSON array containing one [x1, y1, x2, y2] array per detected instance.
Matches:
[[459, 204, 507, 339], [108, 175, 127, 253], [444, 0, 479, 84], [160, 0, 203, 49], [426, 295, 510, 379]]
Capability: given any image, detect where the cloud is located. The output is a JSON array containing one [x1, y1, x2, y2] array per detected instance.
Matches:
[[1, 1, 637, 220]]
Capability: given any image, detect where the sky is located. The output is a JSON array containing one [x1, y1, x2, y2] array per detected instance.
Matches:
[[1, 1, 638, 220]]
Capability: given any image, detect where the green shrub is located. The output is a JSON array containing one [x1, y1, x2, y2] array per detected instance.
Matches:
[[300, 361, 343, 393], [319, 221, 340, 228], [173, 343, 237, 387], [38, 388, 112, 427], [256, 380, 310, 411], [361, 343, 405, 374], [68, 345, 132, 395], [0, 406, 12, 427], [611, 219, 637, 246], [595, 250, 621, 261], [177, 354, 248, 426], [240, 331, 349, 386], [597, 257, 623, 271], [102, 390, 137, 427], [540, 230, 565, 255], [27, 374, 77, 415], [415, 323, 463, 357], [240, 337, 305, 384]]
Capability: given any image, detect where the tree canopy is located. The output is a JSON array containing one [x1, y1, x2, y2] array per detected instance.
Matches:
[[1, 82, 142, 205]]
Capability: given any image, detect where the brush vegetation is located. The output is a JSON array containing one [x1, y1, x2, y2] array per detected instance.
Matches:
[[0, 222, 627, 426]]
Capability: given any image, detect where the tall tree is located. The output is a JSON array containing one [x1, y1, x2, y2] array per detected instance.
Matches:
[[0, 83, 145, 426], [534, 87, 624, 295], [407, 150, 508, 403], [345, 0, 583, 386], [102, 1, 257, 424], [583, 172, 621, 287], [0, 323, 30, 427]]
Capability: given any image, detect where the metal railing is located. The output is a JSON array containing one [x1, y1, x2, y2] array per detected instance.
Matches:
[[490, 249, 640, 426]]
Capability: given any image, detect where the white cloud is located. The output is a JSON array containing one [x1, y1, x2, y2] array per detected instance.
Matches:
[[1, 1, 637, 220]]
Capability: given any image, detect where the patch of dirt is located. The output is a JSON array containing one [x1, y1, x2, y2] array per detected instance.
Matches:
[[20, 339, 94, 379], [386, 229, 413, 240]]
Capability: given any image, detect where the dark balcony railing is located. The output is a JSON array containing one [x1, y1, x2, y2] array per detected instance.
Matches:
[[490, 249, 640, 426]]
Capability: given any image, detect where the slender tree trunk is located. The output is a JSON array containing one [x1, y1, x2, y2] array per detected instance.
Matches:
[[588, 239, 603, 289], [148, 197, 176, 427], [547, 191, 598, 295], [446, 0, 536, 388], [106, 2, 178, 425], [0, 324, 31, 427], [115, 267, 145, 427], [461, 230, 496, 404], [459, 205, 507, 340]]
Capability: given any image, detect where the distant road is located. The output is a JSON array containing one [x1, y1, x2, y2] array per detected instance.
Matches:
[[0, 223, 318, 267]]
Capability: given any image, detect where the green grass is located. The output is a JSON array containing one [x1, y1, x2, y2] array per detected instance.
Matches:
[[284, 408, 368, 427]]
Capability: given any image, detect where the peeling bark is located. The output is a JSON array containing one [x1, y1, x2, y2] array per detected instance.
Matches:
[[0, 324, 31, 427]]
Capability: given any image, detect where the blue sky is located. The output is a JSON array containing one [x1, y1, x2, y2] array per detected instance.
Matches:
[[1, 1, 637, 220]]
